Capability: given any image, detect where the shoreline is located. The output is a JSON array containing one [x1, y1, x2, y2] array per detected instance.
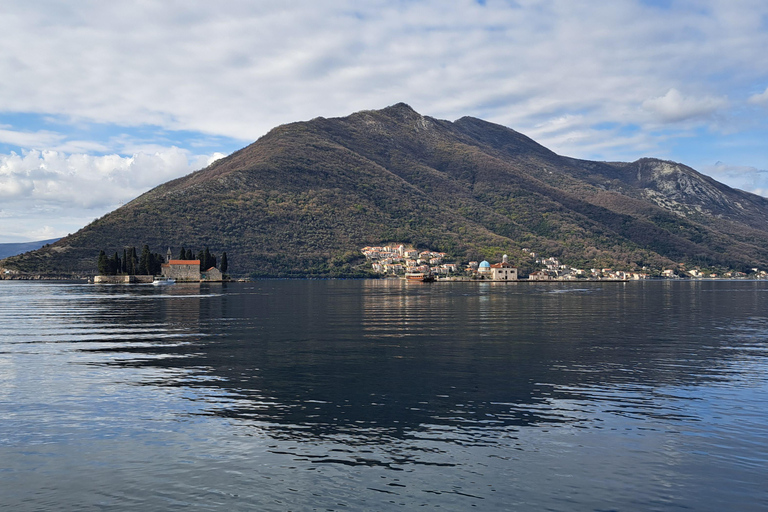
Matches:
[[3, 274, 767, 283]]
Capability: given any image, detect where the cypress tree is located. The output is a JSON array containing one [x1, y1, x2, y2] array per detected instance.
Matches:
[[139, 245, 151, 275], [112, 252, 121, 275], [129, 247, 138, 275], [220, 252, 228, 274], [186, 248, 194, 260], [150, 252, 163, 275], [203, 247, 212, 270], [178, 247, 186, 260], [122, 249, 128, 274], [97, 250, 108, 275]]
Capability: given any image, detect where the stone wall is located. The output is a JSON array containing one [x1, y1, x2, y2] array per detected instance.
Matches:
[[201, 267, 223, 281], [162, 264, 201, 281], [93, 275, 154, 284]]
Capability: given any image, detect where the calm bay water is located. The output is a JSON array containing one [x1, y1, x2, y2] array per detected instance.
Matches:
[[1, 279, 767, 511]]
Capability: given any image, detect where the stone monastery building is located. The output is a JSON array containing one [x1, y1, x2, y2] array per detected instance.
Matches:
[[161, 259, 201, 281]]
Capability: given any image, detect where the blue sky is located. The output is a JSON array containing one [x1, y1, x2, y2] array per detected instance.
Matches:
[[1, 0, 767, 242]]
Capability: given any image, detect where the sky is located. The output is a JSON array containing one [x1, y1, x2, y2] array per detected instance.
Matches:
[[1, 0, 767, 242]]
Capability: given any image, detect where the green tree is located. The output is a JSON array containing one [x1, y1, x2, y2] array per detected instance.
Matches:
[[128, 247, 138, 275], [149, 252, 163, 275], [139, 245, 151, 275], [97, 250, 108, 275], [178, 247, 186, 260], [111, 252, 121, 275], [186, 248, 193, 260], [220, 252, 228, 274], [203, 247, 212, 270]]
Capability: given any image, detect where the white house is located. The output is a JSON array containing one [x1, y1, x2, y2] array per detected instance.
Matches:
[[489, 255, 518, 281]]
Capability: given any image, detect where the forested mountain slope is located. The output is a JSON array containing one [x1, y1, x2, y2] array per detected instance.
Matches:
[[4, 103, 768, 277]]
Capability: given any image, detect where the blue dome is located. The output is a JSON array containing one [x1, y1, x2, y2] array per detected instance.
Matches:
[[479, 260, 490, 268]]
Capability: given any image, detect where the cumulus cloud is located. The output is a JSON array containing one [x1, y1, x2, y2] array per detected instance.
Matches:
[[642, 89, 728, 124], [0, 148, 224, 241]]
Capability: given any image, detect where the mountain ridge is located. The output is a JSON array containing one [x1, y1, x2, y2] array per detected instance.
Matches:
[[3, 103, 768, 277], [0, 238, 61, 260]]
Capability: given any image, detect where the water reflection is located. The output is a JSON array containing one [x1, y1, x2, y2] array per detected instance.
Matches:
[[72, 280, 768, 447], [4, 280, 768, 510]]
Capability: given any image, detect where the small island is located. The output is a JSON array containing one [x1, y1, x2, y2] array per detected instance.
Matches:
[[93, 246, 229, 284]]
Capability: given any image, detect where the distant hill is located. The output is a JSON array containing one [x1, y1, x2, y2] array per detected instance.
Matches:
[[3, 103, 768, 277], [0, 239, 60, 260]]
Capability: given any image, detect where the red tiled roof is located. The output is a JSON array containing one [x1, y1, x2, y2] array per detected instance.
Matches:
[[168, 260, 200, 265]]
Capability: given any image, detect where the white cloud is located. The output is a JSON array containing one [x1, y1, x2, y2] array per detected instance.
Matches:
[[25, 225, 60, 241], [0, 148, 224, 241], [701, 162, 768, 197], [525, 114, 658, 162], [1, 1, 766, 142], [0, 128, 65, 149], [748, 87, 768, 106], [642, 89, 729, 124]]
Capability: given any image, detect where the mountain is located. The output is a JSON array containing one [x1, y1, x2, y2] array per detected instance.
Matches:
[[3, 103, 768, 277], [0, 238, 60, 260]]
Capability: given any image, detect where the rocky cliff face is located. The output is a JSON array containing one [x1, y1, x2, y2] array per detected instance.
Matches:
[[4, 103, 768, 276], [631, 159, 766, 225]]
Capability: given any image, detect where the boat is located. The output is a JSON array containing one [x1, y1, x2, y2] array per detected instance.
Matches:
[[405, 272, 435, 282], [152, 277, 176, 286]]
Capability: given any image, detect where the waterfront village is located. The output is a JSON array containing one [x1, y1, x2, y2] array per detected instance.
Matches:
[[4, 243, 767, 281], [361, 244, 768, 281]]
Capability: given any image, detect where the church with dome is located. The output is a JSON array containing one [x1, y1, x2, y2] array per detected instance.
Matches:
[[477, 255, 518, 281]]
